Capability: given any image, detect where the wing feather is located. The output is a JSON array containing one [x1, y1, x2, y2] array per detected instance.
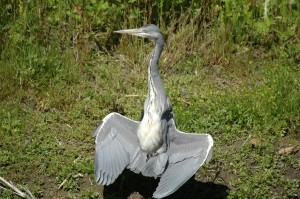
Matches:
[[153, 127, 213, 198], [167, 128, 213, 164], [153, 158, 196, 198], [94, 112, 140, 185]]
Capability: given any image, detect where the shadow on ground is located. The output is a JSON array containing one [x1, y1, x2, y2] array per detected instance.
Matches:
[[103, 170, 229, 199]]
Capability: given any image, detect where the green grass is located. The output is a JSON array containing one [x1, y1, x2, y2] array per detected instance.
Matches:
[[1, 53, 299, 198], [1, 0, 299, 198]]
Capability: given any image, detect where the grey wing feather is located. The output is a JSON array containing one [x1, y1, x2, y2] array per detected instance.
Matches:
[[140, 152, 168, 177], [127, 147, 147, 173], [153, 158, 197, 198], [167, 127, 213, 164], [153, 127, 213, 198], [94, 112, 140, 185]]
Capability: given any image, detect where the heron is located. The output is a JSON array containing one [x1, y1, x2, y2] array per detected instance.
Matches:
[[94, 24, 213, 199]]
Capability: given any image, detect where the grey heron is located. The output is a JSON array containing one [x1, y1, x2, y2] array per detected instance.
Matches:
[[94, 24, 213, 198]]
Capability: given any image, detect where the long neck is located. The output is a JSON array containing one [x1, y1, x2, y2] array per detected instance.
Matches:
[[148, 37, 164, 100], [148, 37, 164, 76]]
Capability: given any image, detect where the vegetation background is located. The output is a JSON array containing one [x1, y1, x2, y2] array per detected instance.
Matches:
[[0, 0, 299, 198]]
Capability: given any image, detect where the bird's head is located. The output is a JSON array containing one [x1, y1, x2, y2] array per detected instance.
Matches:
[[114, 24, 163, 40]]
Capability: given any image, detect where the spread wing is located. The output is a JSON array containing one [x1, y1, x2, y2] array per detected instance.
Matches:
[[94, 112, 141, 185], [153, 126, 213, 198]]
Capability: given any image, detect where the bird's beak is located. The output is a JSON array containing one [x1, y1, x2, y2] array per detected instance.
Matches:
[[114, 28, 149, 38]]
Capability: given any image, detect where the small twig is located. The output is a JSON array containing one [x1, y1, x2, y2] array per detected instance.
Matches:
[[55, 136, 63, 146], [207, 169, 216, 172], [88, 177, 93, 186], [58, 179, 68, 190], [0, 177, 27, 198], [22, 186, 36, 199], [0, 185, 23, 197], [73, 156, 81, 164], [73, 173, 83, 178], [124, 94, 145, 97], [58, 173, 73, 189], [0, 185, 9, 192], [177, 98, 192, 106], [242, 134, 252, 147], [218, 175, 229, 186]]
